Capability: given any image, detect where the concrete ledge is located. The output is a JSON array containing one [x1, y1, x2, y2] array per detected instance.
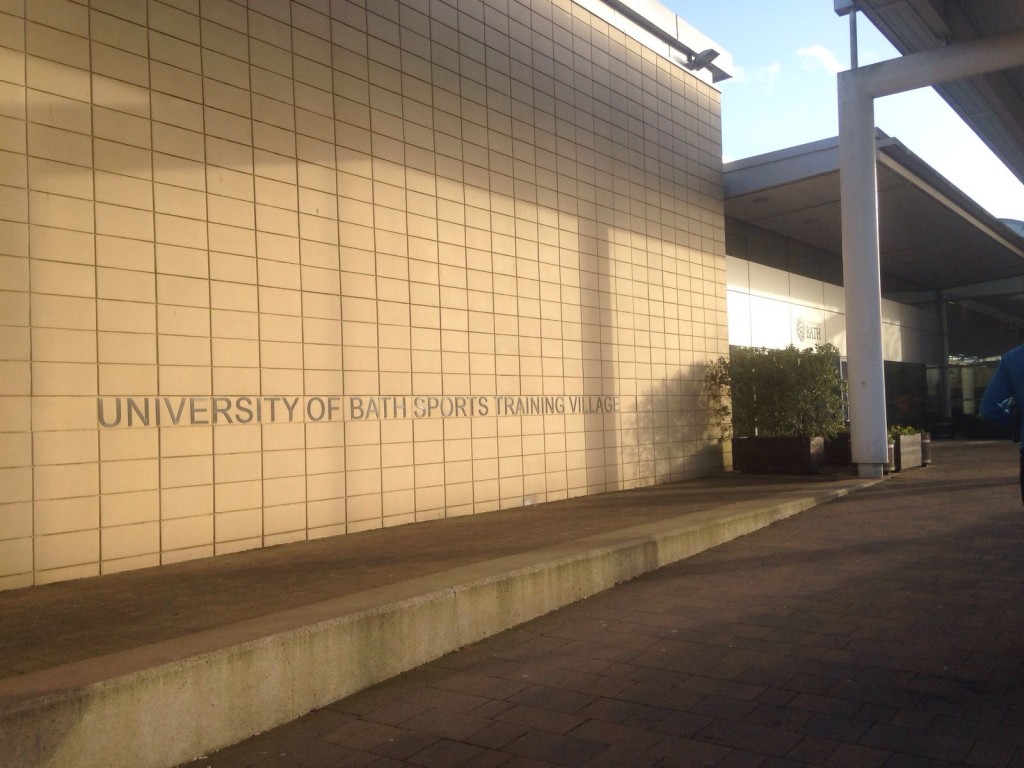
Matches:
[[0, 482, 875, 768]]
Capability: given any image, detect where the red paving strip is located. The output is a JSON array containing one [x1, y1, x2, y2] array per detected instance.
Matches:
[[179, 440, 1024, 766]]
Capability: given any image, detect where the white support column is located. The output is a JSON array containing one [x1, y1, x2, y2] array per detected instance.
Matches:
[[839, 73, 887, 477], [838, 27, 1024, 478]]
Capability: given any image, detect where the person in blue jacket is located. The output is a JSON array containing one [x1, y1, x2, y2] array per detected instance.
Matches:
[[980, 343, 1024, 502]]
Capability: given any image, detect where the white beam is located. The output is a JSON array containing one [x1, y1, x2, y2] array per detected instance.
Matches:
[[855, 29, 1024, 99], [839, 30, 1024, 478]]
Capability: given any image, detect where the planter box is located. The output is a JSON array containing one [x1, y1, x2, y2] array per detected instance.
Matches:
[[732, 436, 825, 474], [824, 432, 852, 467], [894, 433, 923, 472]]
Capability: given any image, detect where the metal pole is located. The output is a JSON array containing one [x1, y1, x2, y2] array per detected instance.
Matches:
[[849, 10, 858, 70], [939, 294, 952, 420]]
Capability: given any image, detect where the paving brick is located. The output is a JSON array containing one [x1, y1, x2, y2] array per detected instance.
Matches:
[[552, 670, 634, 698], [821, 743, 890, 768], [645, 734, 732, 765], [323, 721, 407, 751], [456, 751, 516, 768], [492, 757, 555, 768], [405, 738, 487, 768], [855, 703, 901, 724], [365, 757, 415, 768], [871, 754, 931, 768], [889, 709, 934, 730], [746, 702, 813, 731], [785, 734, 840, 764], [720, 749, 778, 767], [411, 668, 515, 698], [687, 693, 761, 721], [568, 718, 665, 749], [575, 696, 647, 724], [502, 728, 608, 767], [826, 678, 922, 710], [967, 740, 1018, 768], [401, 709, 496, 741], [266, 739, 373, 767], [790, 692, 865, 718], [369, 730, 441, 761], [496, 703, 587, 735], [465, 721, 532, 750], [648, 709, 713, 738], [931, 713, 1024, 748], [681, 674, 766, 701], [799, 712, 872, 745], [361, 698, 439, 727], [756, 758, 806, 768], [507, 684, 596, 714], [694, 717, 803, 757], [578, 744, 663, 767], [472, 699, 519, 720], [1006, 746, 1024, 768], [859, 722, 974, 762]]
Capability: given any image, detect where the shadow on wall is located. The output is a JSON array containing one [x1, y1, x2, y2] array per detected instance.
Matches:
[[622, 368, 730, 488], [590, 222, 731, 493], [589, 222, 620, 494]]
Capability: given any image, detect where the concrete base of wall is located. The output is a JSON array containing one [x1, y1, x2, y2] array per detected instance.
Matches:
[[0, 483, 872, 768]]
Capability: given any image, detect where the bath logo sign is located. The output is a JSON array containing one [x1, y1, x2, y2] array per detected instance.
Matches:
[[796, 318, 823, 343]]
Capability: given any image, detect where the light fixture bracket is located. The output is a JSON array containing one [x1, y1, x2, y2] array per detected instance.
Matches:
[[687, 48, 720, 72]]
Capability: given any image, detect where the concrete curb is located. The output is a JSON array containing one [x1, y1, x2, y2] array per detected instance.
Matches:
[[0, 480, 878, 768]]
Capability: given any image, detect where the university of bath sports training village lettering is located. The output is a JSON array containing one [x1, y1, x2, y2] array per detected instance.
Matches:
[[96, 395, 622, 428]]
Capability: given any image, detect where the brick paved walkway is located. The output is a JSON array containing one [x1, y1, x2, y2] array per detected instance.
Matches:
[[180, 439, 1024, 768]]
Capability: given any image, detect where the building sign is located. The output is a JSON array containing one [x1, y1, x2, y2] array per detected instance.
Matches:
[[96, 395, 622, 428], [795, 317, 823, 344]]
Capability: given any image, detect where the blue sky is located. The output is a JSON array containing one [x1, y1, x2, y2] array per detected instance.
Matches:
[[664, 1, 1024, 222]]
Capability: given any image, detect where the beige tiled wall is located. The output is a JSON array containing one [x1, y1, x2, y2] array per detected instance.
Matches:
[[0, 0, 728, 590]]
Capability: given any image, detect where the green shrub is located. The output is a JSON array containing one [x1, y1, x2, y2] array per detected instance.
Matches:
[[887, 425, 920, 440], [704, 344, 847, 439]]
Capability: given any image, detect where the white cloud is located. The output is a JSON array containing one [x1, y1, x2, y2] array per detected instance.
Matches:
[[797, 44, 844, 74], [731, 60, 782, 83]]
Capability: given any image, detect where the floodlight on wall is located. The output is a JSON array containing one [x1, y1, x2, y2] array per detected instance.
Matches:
[[686, 48, 720, 72], [834, 0, 857, 16]]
